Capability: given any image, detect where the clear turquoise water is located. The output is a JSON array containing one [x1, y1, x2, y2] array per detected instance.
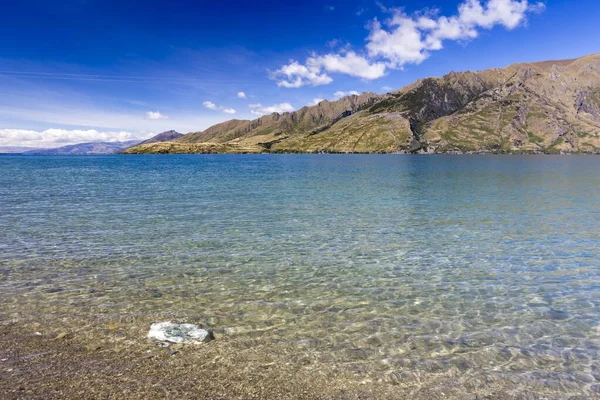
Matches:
[[1, 155, 600, 394]]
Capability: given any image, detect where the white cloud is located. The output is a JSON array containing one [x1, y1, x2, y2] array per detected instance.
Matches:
[[271, 60, 333, 88], [369, 0, 545, 68], [203, 100, 236, 114], [249, 103, 295, 116], [366, 16, 431, 67], [381, 85, 394, 91], [146, 111, 169, 120], [272, 0, 544, 86], [202, 101, 218, 110], [458, 0, 531, 29], [237, 91, 247, 99], [333, 90, 360, 99], [308, 98, 325, 106], [273, 52, 386, 88], [309, 52, 387, 80], [0, 128, 145, 148]]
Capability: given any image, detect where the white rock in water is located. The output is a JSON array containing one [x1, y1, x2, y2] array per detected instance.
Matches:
[[148, 322, 213, 344]]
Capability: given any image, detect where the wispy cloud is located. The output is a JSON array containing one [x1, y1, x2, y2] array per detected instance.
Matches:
[[326, 39, 340, 48], [0, 100, 229, 139], [203, 100, 237, 114], [237, 91, 247, 99], [272, 0, 545, 87], [146, 111, 169, 120], [249, 103, 295, 116], [0, 71, 209, 84]]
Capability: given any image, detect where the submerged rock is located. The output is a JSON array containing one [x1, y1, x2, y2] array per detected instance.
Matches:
[[147, 322, 214, 344]]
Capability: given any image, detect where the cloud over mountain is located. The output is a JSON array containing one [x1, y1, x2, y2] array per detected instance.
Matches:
[[334, 90, 360, 99], [249, 103, 295, 116], [272, 0, 545, 87]]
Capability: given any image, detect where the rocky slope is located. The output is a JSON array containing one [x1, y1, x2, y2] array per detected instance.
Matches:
[[125, 54, 600, 154]]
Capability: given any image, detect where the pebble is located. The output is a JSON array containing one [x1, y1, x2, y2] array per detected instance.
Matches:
[[224, 327, 237, 336]]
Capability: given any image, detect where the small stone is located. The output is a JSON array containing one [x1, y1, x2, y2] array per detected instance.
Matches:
[[385, 373, 400, 385], [54, 332, 68, 340], [168, 349, 179, 356], [224, 327, 237, 336], [147, 322, 214, 344]]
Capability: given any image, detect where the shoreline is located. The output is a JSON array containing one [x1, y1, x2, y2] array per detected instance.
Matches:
[[121, 147, 600, 155], [4, 150, 600, 156], [121, 151, 600, 155], [0, 315, 590, 399]]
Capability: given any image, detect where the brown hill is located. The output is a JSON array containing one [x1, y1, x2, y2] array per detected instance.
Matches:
[[125, 54, 600, 154]]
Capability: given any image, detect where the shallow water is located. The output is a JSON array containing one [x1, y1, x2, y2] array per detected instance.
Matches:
[[1, 154, 600, 395]]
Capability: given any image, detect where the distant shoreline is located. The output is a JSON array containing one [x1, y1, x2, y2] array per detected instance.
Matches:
[[3, 151, 600, 156]]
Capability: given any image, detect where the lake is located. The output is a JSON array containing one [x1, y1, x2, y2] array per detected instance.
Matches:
[[1, 154, 600, 397]]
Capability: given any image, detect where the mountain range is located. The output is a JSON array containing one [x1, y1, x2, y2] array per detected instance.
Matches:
[[24, 140, 142, 155], [124, 54, 600, 154], [14, 131, 182, 155]]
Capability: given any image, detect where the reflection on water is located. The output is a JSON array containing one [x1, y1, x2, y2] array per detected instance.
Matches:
[[1, 154, 600, 395]]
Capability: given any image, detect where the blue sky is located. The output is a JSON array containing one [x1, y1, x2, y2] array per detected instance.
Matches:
[[1, 0, 599, 147]]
